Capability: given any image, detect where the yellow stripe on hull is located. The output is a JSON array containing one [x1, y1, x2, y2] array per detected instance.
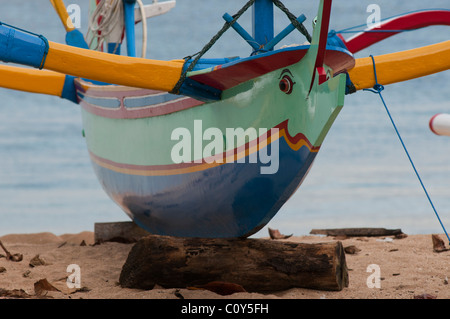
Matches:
[[89, 126, 318, 177], [349, 41, 450, 91], [0, 64, 66, 97], [45, 41, 184, 92]]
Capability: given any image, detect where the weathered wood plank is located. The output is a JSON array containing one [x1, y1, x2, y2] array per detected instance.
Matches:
[[310, 228, 404, 237]]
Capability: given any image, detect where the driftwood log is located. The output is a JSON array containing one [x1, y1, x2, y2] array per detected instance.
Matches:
[[94, 221, 151, 244], [310, 228, 404, 237], [119, 235, 348, 292]]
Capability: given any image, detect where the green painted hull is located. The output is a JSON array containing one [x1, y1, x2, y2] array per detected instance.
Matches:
[[73, 0, 354, 237], [80, 51, 346, 167], [76, 43, 351, 237]]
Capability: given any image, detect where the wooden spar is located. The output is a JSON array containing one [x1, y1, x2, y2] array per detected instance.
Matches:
[[45, 41, 184, 92], [0, 64, 76, 102], [252, 0, 274, 49], [134, 0, 176, 23], [0, 12, 448, 98], [123, 0, 137, 57], [1, 39, 448, 100], [348, 40, 450, 91], [49, 0, 75, 32], [50, 0, 89, 49], [310, 0, 332, 86], [342, 10, 450, 54], [0, 21, 182, 92], [223, 13, 260, 52], [310, 228, 404, 237]]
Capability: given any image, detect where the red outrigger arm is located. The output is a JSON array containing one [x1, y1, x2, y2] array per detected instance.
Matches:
[[338, 10, 450, 53]]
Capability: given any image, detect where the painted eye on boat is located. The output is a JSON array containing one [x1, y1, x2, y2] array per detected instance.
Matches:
[[279, 75, 294, 94]]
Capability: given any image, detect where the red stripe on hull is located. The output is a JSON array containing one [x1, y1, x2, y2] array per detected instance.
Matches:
[[344, 10, 450, 53]]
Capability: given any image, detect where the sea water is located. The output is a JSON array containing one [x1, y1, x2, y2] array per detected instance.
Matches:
[[0, 0, 448, 236]]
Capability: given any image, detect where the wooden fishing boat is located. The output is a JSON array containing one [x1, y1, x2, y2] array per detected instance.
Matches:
[[0, 0, 449, 238]]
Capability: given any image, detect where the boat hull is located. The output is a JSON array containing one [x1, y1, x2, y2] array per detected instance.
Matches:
[[75, 46, 348, 237], [89, 136, 317, 237]]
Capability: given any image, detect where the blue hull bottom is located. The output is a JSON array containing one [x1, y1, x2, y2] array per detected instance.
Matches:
[[90, 138, 317, 238]]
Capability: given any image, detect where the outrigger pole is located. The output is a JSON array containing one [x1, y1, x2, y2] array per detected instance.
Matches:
[[49, 0, 89, 49], [0, 3, 448, 100]]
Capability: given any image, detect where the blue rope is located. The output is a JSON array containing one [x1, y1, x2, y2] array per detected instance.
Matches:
[[38, 35, 49, 70], [364, 55, 450, 244]]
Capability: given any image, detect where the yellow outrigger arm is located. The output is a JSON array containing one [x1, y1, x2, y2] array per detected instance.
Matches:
[[0, 64, 67, 97], [49, 0, 90, 49], [49, 0, 76, 32], [45, 41, 185, 92], [348, 40, 450, 91], [45, 39, 450, 94], [0, 34, 448, 100]]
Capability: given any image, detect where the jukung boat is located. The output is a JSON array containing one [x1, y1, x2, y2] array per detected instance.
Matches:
[[0, 0, 449, 238]]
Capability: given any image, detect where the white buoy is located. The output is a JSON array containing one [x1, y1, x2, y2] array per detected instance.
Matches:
[[430, 113, 450, 136]]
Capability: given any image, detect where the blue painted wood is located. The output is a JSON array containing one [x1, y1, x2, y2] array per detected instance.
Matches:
[[252, 0, 274, 50], [61, 75, 78, 104], [107, 42, 122, 55], [90, 138, 317, 238], [0, 23, 48, 68], [223, 13, 260, 51], [123, 0, 136, 57], [264, 14, 307, 51], [65, 29, 89, 49]]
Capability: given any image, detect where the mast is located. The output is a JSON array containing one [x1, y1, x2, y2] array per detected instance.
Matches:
[[123, 0, 137, 57], [252, 0, 274, 51]]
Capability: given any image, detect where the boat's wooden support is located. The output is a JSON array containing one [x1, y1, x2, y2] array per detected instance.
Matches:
[[94, 221, 151, 244], [310, 228, 405, 237], [119, 235, 349, 292]]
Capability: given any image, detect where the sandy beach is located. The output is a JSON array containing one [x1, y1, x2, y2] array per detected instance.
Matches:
[[0, 230, 449, 300]]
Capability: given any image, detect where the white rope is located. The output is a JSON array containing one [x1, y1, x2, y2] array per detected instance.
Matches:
[[87, 0, 148, 58], [86, 0, 124, 52], [137, 0, 147, 58]]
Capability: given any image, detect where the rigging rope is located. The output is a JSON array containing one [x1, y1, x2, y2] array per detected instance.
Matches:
[[171, 0, 311, 94], [137, 0, 148, 58], [86, 0, 148, 57], [86, 0, 124, 53], [364, 55, 450, 244], [271, 0, 311, 42], [171, 0, 256, 94]]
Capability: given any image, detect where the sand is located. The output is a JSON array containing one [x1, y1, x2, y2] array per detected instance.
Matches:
[[0, 231, 449, 300]]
